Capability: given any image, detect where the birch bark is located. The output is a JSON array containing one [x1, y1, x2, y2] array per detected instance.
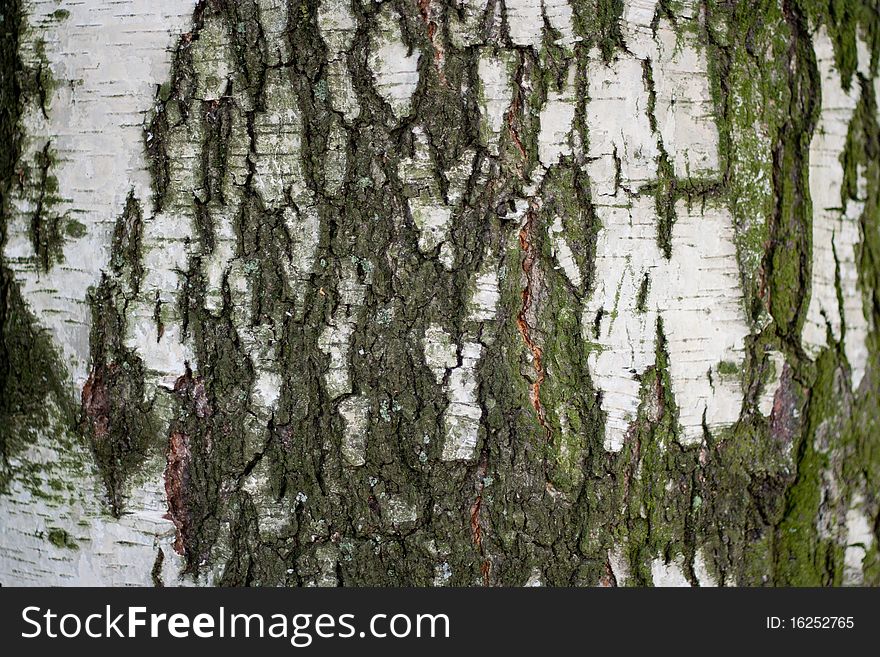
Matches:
[[1, 0, 879, 587]]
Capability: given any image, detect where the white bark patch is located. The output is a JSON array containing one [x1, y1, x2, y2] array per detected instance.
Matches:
[[758, 351, 786, 417], [441, 341, 484, 461], [802, 28, 869, 390], [843, 494, 874, 586], [204, 211, 238, 313], [468, 267, 501, 322], [448, 0, 492, 49], [587, 204, 748, 452], [258, 0, 292, 67], [0, 407, 189, 585], [584, 6, 749, 451], [434, 250, 501, 461], [3, 0, 197, 388], [548, 215, 582, 287], [324, 121, 349, 197], [838, 169, 870, 389], [608, 546, 629, 586], [191, 14, 234, 101], [503, 0, 577, 51], [423, 324, 459, 384], [132, 79, 208, 388], [585, 51, 658, 197], [241, 460, 288, 536], [309, 545, 340, 587], [203, 105, 251, 311], [544, 0, 578, 50], [253, 67, 305, 208], [693, 549, 718, 587], [280, 205, 322, 319], [524, 568, 544, 586], [538, 64, 578, 167], [584, 197, 660, 451], [652, 18, 721, 178], [663, 202, 749, 441], [620, 0, 656, 56], [433, 252, 500, 461], [477, 49, 516, 156], [338, 395, 370, 467], [226, 262, 283, 414], [368, 6, 420, 119], [504, 0, 544, 48], [318, 0, 361, 121], [651, 557, 691, 587], [318, 264, 367, 399], [399, 127, 468, 269], [443, 148, 478, 207], [621, 2, 720, 178], [130, 208, 198, 388]]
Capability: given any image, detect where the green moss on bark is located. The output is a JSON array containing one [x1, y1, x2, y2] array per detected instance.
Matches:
[[0, 0, 76, 492]]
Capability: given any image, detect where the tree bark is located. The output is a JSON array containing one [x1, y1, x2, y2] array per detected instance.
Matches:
[[1, 0, 879, 586]]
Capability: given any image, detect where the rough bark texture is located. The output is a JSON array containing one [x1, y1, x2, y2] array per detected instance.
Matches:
[[1, 0, 879, 587]]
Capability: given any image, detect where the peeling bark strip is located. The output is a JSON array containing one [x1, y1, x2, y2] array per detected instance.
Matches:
[[2, 0, 880, 588], [516, 205, 551, 441], [164, 431, 192, 557]]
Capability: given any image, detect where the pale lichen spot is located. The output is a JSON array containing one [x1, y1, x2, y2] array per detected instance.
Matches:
[[524, 568, 544, 586], [253, 371, 282, 411], [433, 562, 453, 586], [381, 495, 418, 525]]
